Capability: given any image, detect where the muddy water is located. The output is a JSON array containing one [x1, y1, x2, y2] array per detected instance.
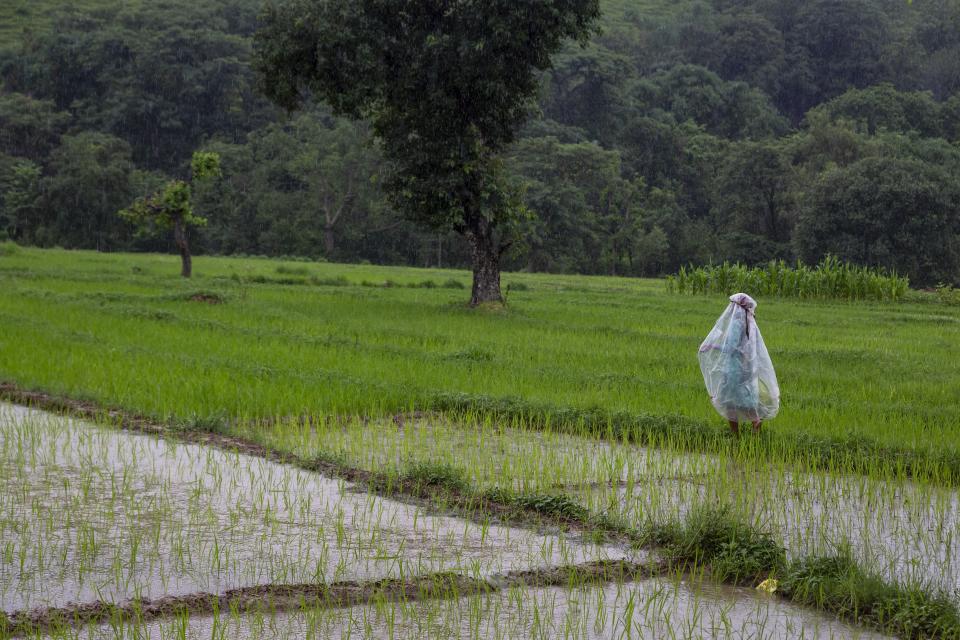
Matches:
[[0, 404, 633, 612], [266, 417, 960, 598], [52, 578, 890, 640]]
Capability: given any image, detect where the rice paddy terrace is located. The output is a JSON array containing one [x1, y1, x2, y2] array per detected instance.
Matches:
[[1, 247, 959, 639]]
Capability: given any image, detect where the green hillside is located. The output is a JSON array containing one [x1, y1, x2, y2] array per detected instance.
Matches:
[[2, 0, 959, 285]]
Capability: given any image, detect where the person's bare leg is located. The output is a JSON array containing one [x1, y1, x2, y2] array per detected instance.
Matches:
[[752, 420, 762, 434], [728, 420, 740, 436]]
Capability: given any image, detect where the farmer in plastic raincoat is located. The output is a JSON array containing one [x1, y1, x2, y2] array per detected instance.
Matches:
[[698, 293, 779, 436]]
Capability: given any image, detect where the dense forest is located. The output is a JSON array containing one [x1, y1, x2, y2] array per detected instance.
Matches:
[[1, 0, 959, 285]]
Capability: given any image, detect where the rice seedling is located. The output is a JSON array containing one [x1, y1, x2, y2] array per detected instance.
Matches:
[[0, 405, 625, 618], [1, 247, 959, 639], [33, 576, 892, 639]]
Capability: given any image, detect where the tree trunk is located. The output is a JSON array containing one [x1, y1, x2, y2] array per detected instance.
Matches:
[[465, 214, 502, 306], [324, 224, 336, 257], [173, 218, 192, 278]]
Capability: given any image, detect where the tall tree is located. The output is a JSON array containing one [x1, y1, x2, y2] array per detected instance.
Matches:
[[254, 0, 601, 304]]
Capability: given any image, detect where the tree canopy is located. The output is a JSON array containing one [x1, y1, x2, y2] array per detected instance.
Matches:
[[119, 151, 222, 277], [254, 0, 601, 303], [2, 0, 960, 286]]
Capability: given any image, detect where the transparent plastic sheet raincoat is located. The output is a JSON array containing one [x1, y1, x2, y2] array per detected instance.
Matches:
[[698, 293, 780, 422]]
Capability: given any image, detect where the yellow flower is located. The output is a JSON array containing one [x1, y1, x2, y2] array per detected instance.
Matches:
[[756, 578, 778, 594]]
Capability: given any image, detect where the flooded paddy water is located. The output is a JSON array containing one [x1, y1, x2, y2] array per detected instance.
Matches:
[[0, 403, 931, 639], [41, 579, 890, 640], [252, 415, 960, 599], [0, 404, 628, 612]]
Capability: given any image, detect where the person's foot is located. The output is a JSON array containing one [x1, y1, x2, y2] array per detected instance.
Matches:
[[752, 420, 762, 434], [728, 420, 740, 436]]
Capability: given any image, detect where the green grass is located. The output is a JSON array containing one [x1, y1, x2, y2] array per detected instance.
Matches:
[[0, 248, 956, 476]]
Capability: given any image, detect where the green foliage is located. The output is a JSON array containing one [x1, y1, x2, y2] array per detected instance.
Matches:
[[0, 157, 41, 242], [38, 132, 137, 250], [777, 0, 892, 120], [0, 93, 69, 158], [119, 180, 200, 230], [482, 487, 590, 520], [633, 64, 788, 139], [255, 0, 602, 302], [810, 83, 946, 138], [936, 284, 960, 306], [509, 492, 590, 520], [401, 461, 469, 494], [655, 504, 786, 586], [781, 554, 960, 639], [666, 257, 910, 301], [4, 0, 960, 284], [795, 155, 960, 287], [1, 2, 270, 171], [712, 140, 793, 250], [197, 112, 388, 261], [119, 151, 221, 231], [190, 152, 222, 181], [541, 45, 636, 145]]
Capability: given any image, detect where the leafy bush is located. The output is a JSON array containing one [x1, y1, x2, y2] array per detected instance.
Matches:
[[510, 492, 589, 520], [936, 284, 960, 306], [483, 487, 590, 520], [781, 553, 960, 639], [657, 504, 786, 585], [401, 461, 469, 493]]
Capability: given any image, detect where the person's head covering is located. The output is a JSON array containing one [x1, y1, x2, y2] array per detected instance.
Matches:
[[729, 293, 756, 336], [729, 292, 756, 312]]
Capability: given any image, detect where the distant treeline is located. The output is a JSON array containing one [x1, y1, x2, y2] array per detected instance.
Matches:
[[1, 0, 959, 285]]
